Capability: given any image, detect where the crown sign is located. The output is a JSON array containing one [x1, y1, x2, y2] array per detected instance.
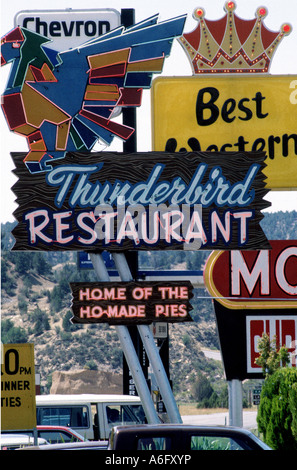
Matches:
[[178, 1, 292, 74]]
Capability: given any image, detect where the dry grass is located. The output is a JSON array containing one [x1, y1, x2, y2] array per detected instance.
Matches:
[[178, 403, 228, 415], [178, 403, 257, 415]]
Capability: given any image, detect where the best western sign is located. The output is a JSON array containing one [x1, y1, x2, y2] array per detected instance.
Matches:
[[14, 9, 121, 51], [204, 240, 297, 309], [152, 75, 297, 189]]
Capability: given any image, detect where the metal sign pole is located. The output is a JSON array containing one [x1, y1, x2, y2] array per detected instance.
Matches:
[[112, 252, 183, 424], [89, 253, 159, 424], [228, 379, 243, 427]]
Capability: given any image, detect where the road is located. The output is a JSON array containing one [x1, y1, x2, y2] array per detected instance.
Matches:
[[202, 349, 222, 361], [182, 411, 258, 429], [183, 350, 257, 429]]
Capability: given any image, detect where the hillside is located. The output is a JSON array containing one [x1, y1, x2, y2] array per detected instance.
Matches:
[[1, 251, 219, 401], [1, 211, 297, 403]]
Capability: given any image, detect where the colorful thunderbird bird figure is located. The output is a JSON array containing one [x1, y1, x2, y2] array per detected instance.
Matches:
[[1, 14, 186, 173]]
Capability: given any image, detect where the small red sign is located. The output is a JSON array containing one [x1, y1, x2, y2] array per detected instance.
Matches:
[[204, 240, 297, 309], [247, 315, 297, 373]]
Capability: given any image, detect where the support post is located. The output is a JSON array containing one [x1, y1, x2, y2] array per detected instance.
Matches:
[[228, 379, 243, 427], [112, 252, 183, 424], [89, 253, 159, 424]]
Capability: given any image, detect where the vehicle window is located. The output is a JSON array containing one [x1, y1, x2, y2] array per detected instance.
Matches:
[[36, 406, 89, 428], [106, 404, 146, 425], [38, 430, 80, 443], [191, 435, 245, 450], [137, 437, 172, 450]]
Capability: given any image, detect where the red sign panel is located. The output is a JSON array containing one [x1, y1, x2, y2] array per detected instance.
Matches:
[[204, 240, 297, 309], [246, 315, 297, 373]]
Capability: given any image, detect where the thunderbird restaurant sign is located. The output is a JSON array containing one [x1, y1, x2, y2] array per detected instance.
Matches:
[[11, 150, 269, 251]]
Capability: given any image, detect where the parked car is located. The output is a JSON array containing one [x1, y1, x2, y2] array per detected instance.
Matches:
[[18, 440, 109, 450], [0, 434, 48, 450], [3, 425, 87, 443], [108, 424, 272, 451]]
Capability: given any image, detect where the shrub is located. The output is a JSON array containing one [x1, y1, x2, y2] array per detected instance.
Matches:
[[31, 307, 50, 336], [1, 319, 28, 343], [257, 367, 297, 450], [290, 382, 297, 442], [85, 360, 98, 370], [18, 295, 28, 314]]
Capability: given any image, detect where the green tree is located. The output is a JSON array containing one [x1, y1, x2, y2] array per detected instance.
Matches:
[[257, 367, 297, 450], [32, 252, 52, 275], [14, 252, 32, 275], [31, 307, 50, 336], [192, 373, 214, 402], [255, 333, 290, 377], [85, 360, 98, 370], [290, 383, 297, 442], [1, 319, 28, 343], [62, 310, 82, 331]]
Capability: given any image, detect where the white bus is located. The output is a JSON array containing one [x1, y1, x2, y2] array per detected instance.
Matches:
[[36, 394, 147, 440]]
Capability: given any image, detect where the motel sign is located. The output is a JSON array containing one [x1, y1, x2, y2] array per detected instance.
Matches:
[[205, 241, 297, 379], [204, 241, 297, 309]]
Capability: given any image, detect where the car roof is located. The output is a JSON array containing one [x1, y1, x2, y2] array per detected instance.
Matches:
[[112, 423, 255, 436], [3, 425, 84, 435], [2, 425, 87, 441], [109, 424, 271, 450], [0, 435, 48, 446], [36, 394, 141, 404], [36, 425, 83, 433], [18, 440, 109, 450]]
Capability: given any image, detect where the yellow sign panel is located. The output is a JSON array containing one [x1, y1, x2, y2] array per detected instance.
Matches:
[[152, 75, 297, 189], [1, 343, 36, 430]]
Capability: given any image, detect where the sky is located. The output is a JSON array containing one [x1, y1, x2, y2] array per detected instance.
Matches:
[[1, 0, 297, 223]]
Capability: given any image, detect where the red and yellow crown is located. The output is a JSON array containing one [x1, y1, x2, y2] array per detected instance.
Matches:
[[178, 1, 292, 74]]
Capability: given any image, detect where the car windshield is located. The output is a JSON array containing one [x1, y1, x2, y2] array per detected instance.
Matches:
[[190, 433, 258, 450]]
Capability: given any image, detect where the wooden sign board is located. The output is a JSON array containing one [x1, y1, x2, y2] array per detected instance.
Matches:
[[11, 150, 270, 251], [70, 281, 194, 325]]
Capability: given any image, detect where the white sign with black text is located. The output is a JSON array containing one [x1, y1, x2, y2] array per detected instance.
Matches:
[[14, 9, 121, 50]]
